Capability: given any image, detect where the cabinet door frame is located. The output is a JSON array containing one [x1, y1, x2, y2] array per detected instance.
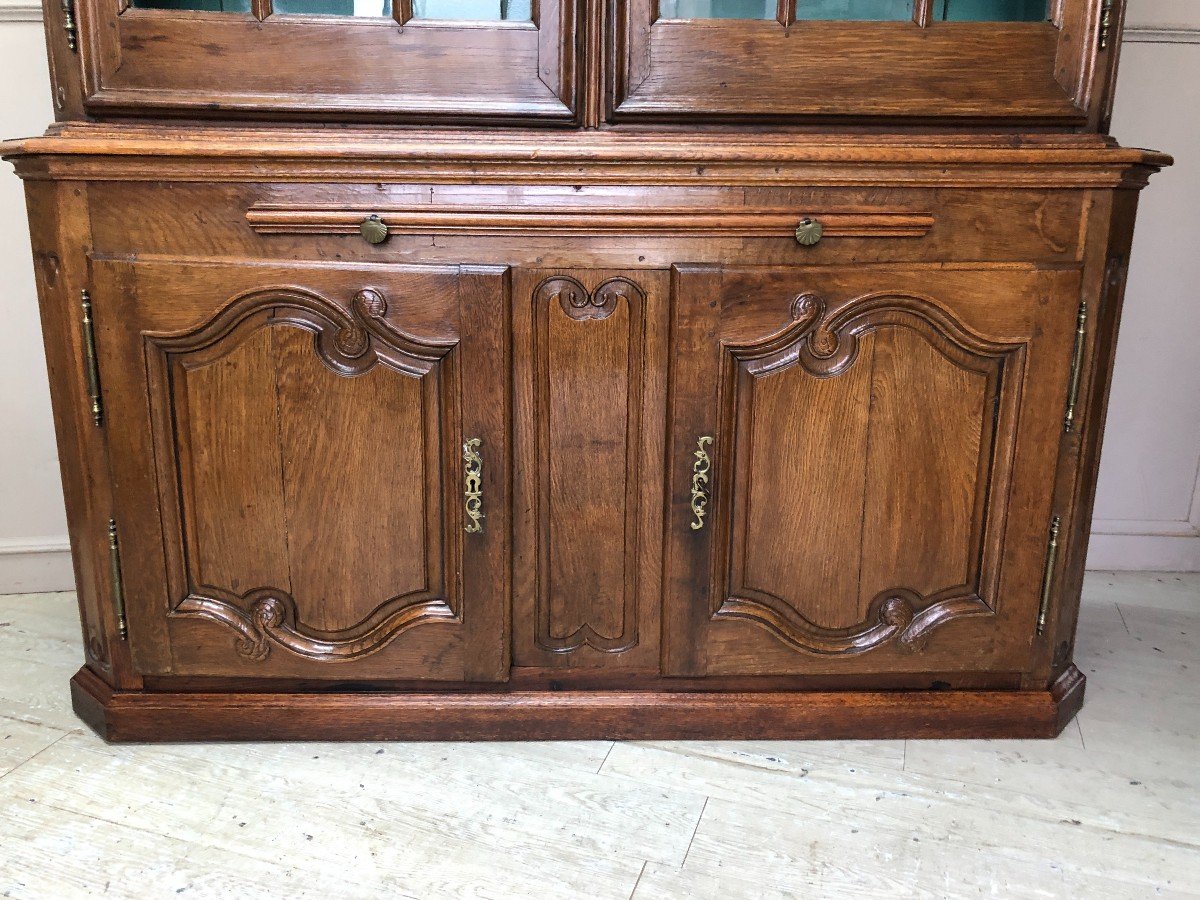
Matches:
[[92, 257, 511, 681], [76, 0, 576, 123], [663, 263, 1082, 677], [611, 0, 1119, 127]]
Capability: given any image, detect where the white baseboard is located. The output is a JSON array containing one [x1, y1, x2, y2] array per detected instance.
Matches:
[[0, 538, 76, 595], [0, 4, 43, 22], [1086, 519, 1200, 572]]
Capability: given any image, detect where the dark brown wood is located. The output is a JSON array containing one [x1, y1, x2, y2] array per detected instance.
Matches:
[[71, 664, 1085, 742], [2, 0, 1169, 742]]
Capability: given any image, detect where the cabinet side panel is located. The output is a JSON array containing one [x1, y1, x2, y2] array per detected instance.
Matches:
[[25, 181, 137, 688], [1040, 188, 1141, 685]]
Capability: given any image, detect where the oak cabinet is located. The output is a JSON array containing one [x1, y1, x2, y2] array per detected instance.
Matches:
[[3, 0, 1169, 741]]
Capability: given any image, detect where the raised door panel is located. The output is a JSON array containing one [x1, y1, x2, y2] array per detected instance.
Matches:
[[93, 259, 510, 680], [612, 0, 1111, 125], [664, 264, 1080, 676], [512, 269, 669, 670], [76, 0, 575, 122]]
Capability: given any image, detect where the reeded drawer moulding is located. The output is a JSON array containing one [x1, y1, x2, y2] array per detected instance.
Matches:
[[245, 205, 936, 239]]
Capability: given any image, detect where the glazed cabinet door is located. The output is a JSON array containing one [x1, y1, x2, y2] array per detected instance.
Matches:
[[74, 0, 575, 122], [91, 259, 510, 680], [612, 0, 1115, 127], [664, 264, 1081, 677]]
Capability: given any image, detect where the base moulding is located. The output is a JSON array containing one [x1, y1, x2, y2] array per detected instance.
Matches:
[[71, 665, 1086, 743]]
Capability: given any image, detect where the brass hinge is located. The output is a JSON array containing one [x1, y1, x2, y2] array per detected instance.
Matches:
[[1037, 516, 1062, 636], [60, 0, 78, 52], [107, 518, 128, 640], [1098, 0, 1114, 51], [1063, 299, 1088, 432], [80, 290, 103, 427]]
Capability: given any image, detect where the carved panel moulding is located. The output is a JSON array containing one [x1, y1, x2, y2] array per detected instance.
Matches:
[[246, 205, 935, 239], [714, 289, 1028, 657], [148, 286, 459, 663], [531, 275, 647, 654]]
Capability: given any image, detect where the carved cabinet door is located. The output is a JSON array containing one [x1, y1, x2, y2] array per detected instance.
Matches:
[[91, 259, 510, 681], [664, 264, 1081, 677]]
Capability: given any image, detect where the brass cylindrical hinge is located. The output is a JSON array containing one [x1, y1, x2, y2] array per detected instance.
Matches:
[[61, 0, 78, 52], [1037, 516, 1062, 636], [108, 518, 128, 640], [80, 290, 103, 427], [1099, 0, 1114, 51], [1064, 300, 1088, 432]]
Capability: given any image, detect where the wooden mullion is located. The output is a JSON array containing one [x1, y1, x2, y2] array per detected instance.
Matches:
[[913, 0, 934, 26], [779, 0, 795, 27], [395, 0, 413, 24], [251, 0, 271, 21]]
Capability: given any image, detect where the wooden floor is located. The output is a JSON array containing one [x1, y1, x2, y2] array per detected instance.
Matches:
[[1, 574, 1197, 898]]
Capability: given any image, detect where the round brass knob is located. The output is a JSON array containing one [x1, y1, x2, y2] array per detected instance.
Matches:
[[360, 215, 389, 245], [794, 217, 824, 247]]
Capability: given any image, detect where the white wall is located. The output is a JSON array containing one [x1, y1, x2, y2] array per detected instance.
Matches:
[[1088, 2, 1200, 570], [0, 5, 65, 593], [0, 2, 1197, 593]]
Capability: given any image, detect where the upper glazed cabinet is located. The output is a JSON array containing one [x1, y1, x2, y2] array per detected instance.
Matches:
[[70, 0, 578, 121], [58, 0, 1119, 126], [613, 0, 1118, 126]]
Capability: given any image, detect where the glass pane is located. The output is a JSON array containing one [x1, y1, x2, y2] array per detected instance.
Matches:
[[130, 0, 251, 10], [658, 0, 775, 19], [273, 0, 390, 13], [937, 0, 1047, 20], [412, 0, 532, 19], [795, 0, 911, 19]]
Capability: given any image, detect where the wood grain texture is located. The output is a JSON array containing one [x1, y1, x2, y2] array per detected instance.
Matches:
[[2, 128, 1171, 188], [664, 264, 1077, 677], [612, 1, 1116, 124], [69, 663, 1086, 742], [89, 259, 511, 681], [245, 205, 936, 238], [513, 269, 668, 670], [72, 0, 576, 123]]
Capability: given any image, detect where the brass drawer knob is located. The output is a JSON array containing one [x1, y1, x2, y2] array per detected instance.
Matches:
[[794, 217, 824, 246], [360, 214, 389, 245]]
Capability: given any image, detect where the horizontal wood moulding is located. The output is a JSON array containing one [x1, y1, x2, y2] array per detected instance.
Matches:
[[71, 665, 1085, 742], [245, 205, 936, 239], [1, 128, 1172, 188]]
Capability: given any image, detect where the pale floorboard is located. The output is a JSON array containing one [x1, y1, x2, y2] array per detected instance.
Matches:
[[0, 580, 1197, 899]]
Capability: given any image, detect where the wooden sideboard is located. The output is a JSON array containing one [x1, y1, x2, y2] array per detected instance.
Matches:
[[3, 0, 1169, 741]]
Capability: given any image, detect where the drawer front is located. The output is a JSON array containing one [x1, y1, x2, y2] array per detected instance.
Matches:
[[88, 182, 1089, 268]]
